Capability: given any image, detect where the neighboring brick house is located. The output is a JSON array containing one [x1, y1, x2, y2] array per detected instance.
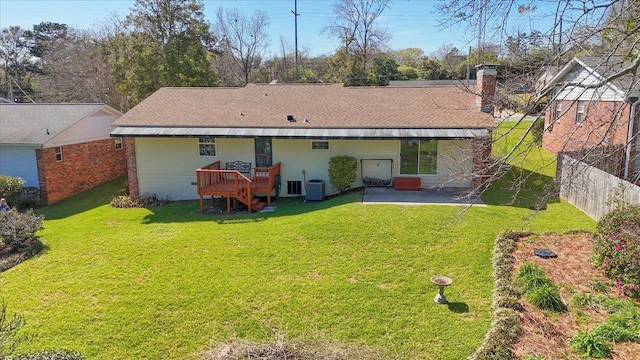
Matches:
[[111, 65, 498, 201], [0, 104, 127, 204], [541, 56, 640, 179]]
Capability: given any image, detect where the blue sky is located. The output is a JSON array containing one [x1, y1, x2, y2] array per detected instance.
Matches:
[[0, 0, 556, 57]]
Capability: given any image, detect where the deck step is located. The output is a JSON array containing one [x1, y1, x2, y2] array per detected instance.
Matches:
[[251, 198, 266, 211]]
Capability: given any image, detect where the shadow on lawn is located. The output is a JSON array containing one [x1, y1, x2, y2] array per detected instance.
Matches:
[[140, 189, 365, 224], [447, 302, 469, 313], [36, 176, 127, 220], [481, 165, 560, 210]]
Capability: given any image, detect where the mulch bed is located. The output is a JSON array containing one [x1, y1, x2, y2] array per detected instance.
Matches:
[[0, 239, 44, 272], [511, 233, 640, 359]]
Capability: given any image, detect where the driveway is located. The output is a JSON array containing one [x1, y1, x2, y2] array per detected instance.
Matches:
[[362, 187, 485, 206]]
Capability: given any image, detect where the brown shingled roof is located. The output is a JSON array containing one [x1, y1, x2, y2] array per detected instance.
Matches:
[[114, 83, 495, 129]]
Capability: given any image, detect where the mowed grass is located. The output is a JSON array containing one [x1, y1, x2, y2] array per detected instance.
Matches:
[[1, 122, 595, 359]]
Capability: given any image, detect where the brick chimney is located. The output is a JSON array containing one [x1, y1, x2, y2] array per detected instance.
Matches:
[[476, 64, 498, 114]]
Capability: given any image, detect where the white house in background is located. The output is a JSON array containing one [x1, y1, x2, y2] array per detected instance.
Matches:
[[111, 65, 499, 207], [0, 104, 127, 204]]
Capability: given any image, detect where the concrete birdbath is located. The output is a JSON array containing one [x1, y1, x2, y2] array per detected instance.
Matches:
[[431, 276, 453, 304]]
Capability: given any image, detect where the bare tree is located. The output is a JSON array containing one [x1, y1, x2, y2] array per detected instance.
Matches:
[[324, 0, 391, 76], [213, 7, 269, 86], [0, 26, 33, 100], [32, 29, 115, 105], [435, 0, 639, 203]]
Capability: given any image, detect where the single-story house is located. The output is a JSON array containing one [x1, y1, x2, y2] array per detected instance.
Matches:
[[0, 103, 127, 204], [541, 56, 640, 179], [111, 65, 498, 210]]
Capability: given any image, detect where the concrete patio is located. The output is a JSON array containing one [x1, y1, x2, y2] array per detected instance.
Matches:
[[361, 187, 486, 206]]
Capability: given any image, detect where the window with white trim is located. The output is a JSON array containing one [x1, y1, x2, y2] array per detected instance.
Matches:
[[54, 147, 63, 162], [198, 137, 216, 156], [311, 140, 330, 151], [115, 137, 123, 150], [576, 101, 585, 124], [555, 101, 562, 121]]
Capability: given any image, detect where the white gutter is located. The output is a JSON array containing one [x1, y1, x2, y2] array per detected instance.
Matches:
[[624, 99, 639, 179], [110, 126, 491, 139]]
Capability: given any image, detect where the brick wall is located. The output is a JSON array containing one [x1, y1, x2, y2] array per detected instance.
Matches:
[[476, 66, 497, 114], [543, 100, 631, 154], [37, 138, 127, 204]]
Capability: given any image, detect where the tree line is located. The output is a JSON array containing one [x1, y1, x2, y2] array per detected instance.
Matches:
[[0, 0, 546, 111], [1, 0, 637, 112]]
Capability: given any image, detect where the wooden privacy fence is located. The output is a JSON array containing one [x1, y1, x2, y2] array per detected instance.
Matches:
[[557, 154, 640, 221]]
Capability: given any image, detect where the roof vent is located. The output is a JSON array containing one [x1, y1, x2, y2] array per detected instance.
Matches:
[[287, 114, 295, 122]]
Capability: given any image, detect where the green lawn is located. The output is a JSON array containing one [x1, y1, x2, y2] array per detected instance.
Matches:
[[0, 122, 595, 359]]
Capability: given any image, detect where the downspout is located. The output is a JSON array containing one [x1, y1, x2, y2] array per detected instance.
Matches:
[[624, 98, 639, 179]]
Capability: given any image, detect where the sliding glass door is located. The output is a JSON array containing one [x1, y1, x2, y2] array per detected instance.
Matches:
[[400, 140, 438, 175]]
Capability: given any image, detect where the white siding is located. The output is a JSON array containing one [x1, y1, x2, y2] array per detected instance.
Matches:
[[44, 110, 120, 148], [555, 68, 625, 102], [135, 137, 475, 200], [0, 145, 39, 187], [135, 137, 255, 200]]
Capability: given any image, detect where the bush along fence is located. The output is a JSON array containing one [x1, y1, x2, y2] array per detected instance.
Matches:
[[556, 154, 640, 221]]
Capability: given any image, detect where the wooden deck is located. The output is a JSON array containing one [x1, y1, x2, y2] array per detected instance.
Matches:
[[196, 161, 281, 214]]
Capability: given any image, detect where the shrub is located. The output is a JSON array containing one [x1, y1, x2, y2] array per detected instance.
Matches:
[[570, 332, 612, 358], [10, 350, 85, 360], [515, 262, 552, 295], [0, 209, 44, 250], [328, 156, 357, 193], [138, 192, 169, 207], [0, 175, 25, 208], [588, 278, 611, 293], [110, 195, 139, 208], [592, 201, 640, 302], [515, 262, 566, 312], [517, 273, 553, 295], [571, 293, 608, 311], [592, 323, 634, 343], [526, 285, 567, 312], [606, 309, 640, 335]]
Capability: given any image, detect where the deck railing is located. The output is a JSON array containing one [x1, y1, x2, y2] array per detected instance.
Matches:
[[196, 161, 281, 213], [253, 162, 281, 194]]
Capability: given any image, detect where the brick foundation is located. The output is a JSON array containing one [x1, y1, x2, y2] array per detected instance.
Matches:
[[38, 138, 127, 204]]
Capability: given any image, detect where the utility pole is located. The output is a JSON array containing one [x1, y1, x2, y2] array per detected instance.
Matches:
[[477, 1, 484, 65], [291, 0, 299, 82]]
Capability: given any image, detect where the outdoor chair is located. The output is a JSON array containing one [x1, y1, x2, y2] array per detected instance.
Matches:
[[225, 161, 252, 178]]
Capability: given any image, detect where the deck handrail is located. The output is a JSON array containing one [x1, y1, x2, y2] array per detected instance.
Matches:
[[196, 161, 281, 213], [253, 162, 281, 189], [196, 161, 252, 198]]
